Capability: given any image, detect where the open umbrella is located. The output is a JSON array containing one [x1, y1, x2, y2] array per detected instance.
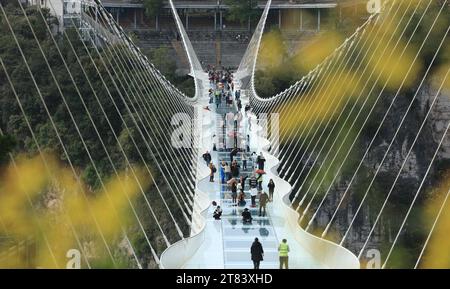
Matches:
[[228, 131, 237, 137], [255, 169, 266, 175]]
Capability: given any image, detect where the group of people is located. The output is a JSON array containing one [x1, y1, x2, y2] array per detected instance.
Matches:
[[208, 70, 239, 110], [205, 69, 290, 270], [208, 69, 235, 91], [251, 238, 290, 269], [218, 159, 241, 183]]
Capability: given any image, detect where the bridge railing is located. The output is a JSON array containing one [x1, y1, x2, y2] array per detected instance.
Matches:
[[236, 0, 362, 269]]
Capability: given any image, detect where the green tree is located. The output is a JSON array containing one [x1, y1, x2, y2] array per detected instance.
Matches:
[[0, 135, 16, 164], [0, 4, 192, 268], [149, 47, 177, 81], [143, 0, 164, 18], [224, 0, 259, 24]]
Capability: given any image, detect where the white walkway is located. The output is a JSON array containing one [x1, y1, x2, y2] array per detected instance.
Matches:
[[183, 77, 326, 269]]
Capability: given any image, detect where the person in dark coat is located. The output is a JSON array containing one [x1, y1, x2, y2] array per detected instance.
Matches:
[[238, 191, 246, 207], [245, 104, 251, 116], [213, 206, 222, 220], [231, 160, 240, 178], [231, 181, 238, 205], [268, 179, 275, 202], [240, 175, 248, 192], [251, 238, 264, 269], [202, 151, 211, 166], [242, 208, 252, 223], [230, 148, 238, 162], [256, 152, 266, 170]]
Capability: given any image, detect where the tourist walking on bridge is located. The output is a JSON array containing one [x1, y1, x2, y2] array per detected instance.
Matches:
[[238, 191, 246, 207], [244, 103, 251, 116], [249, 173, 257, 189], [235, 89, 241, 100], [203, 151, 211, 166], [257, 152, 266, 170], [220, 161, 225, 184], [240, 175, 248, 192], [241, 152, 248, 170], [259, 191, 269, 217], [230, 147, 238, 163], [251, 152, 257, 169], [215, 90, 221, 108], [209, 162, 216, 182], [251, 238, 264, 269], [230, 180, 237, 203], [278, 239, 290, 269], [224, 162, 231, 181], [256, 173, 263, 191], [250, 186, 258, 207], [231, 160, 240, 178], [212, 134, 217, 151], [268, 179, 275, 202]]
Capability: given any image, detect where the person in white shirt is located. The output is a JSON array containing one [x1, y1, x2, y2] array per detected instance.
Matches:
[[248, 114, 252, 131], [240, 138, 248, 152], [241, 152, 248, 170], [250, 187, 258, 207], [226, 112, 234, 124], [251, 152, 258, 169], [224, 163, 231, 181]]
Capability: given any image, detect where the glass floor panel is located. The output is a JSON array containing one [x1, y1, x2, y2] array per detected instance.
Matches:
[[222, 226, 276, 237], [222, 219, 272, 227], [225, 251, 278, 263], [224, 239, 278, 249]]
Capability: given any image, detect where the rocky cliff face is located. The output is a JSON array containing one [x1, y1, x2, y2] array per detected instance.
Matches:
[[305, 79, 450, 267]]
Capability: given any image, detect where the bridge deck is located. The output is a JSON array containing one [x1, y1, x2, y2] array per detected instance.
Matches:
[[183, 75, 325, 269]]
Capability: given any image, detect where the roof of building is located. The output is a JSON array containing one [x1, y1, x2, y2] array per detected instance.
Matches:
[[101, 0, 339, 9]]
